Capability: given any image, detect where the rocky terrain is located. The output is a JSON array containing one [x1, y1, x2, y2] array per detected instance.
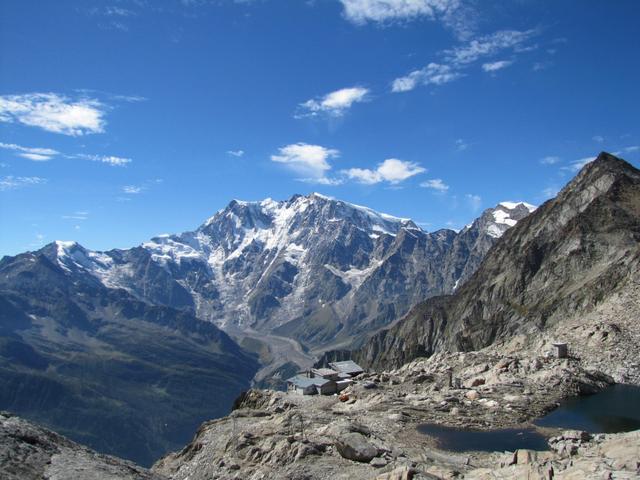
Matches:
[[0, 411, 166, 480], [151, 338, 638, 480]]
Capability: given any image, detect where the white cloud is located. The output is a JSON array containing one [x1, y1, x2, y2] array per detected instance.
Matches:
[[564, 156, 596, 172], [75, 153, 132, 166], [0, 142, 59, 161], [227, 149, 245, 157], [62, 211, 89, 221], [466, 193, 481, 212], [592, 135, 604, 143], [624, 145, 639, 153], [420, 178, 449, 192], [533, 61, 552, 71], [444, 29, 537, 66], [271, 143, 339, 180], [338, 0, 476, 39], [0, 175, 48, 191], [340, 0, 452, 23], [122, 185, 143, 194], [298, 86, 369, 118], [392, 63, 462, 92], [342, 158, 425, 184], [392, 29, 536, 93], [540, 156, 561, 165], [482, 60, 513, 72], [298, 176, 345, 186], [0, 93, 107, 136], [455, 138, 469, 151]]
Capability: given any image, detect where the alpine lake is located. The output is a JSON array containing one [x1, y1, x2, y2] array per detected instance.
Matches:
[[417, 384, 640, 452]]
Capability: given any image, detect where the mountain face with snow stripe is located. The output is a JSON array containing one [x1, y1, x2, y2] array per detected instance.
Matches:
[[32, 194, 534, 350]]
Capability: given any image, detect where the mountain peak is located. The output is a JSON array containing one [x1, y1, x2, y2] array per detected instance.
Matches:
[[498, 201, 537, 212]]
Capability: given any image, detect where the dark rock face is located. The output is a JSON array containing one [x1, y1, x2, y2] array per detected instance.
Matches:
[[0, 411, 166, 480], [347, 153, 640, 370], [0, 250, 259, 467]]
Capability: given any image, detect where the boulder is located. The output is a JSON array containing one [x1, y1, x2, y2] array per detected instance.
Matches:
[[335, 432, 378, 462], [465, 390, 480, 401]]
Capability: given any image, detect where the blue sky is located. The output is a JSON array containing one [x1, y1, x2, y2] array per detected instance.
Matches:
[[1, 0, 639, 256]]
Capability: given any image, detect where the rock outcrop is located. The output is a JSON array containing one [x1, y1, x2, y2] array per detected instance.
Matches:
[[0, 411, 166, 480]]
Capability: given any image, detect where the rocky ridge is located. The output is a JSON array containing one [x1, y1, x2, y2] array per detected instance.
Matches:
[[339, 152, 640, 371]]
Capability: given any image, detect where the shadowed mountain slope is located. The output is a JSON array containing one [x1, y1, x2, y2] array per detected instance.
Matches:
[[337, 152, 640, 370]]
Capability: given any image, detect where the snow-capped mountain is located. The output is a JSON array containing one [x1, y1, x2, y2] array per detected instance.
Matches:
[[37, 193, 535, 349]]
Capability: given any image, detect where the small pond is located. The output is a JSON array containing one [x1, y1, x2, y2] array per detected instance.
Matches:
[[417, 424, 548, 453], [418, 384, 640, 453], [535, 384, 640, 433]]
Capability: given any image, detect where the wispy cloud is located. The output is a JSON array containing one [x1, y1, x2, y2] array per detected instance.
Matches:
[[271, 143, 339, 182], [0, 142, 59, 161], [62, 211, 89, 221], [420, 178, 449, 192], [443, 29, 537, 66], [455, 138, 469, 151], [392, 29, 537, 92], [297, 86, 369, 118], [466, 193, 481, 212], [338, 0, 477, 39], [482, 60, 513, 72], [624, 145, 639, 153], [563, 156, 596, 172], [0, 176, 48, 191], [0, 93, 107, 136], [122, 185, 143, 194], [227, 149, 245, 157], [592, 135, 604, 143], [392, 63, 462, 92], [342, 158, 425, 184], [542, 186, 559, 198], [120, 178, 163, 197], [74, 153, 132, 166], [0, 141, 132, 167], [532, 61, 552, 71], [540, 155, 561, 165]]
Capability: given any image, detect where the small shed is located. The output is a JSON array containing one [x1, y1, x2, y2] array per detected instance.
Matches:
[[329, 360, 365, 377], [552, 342, 568, 359]]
